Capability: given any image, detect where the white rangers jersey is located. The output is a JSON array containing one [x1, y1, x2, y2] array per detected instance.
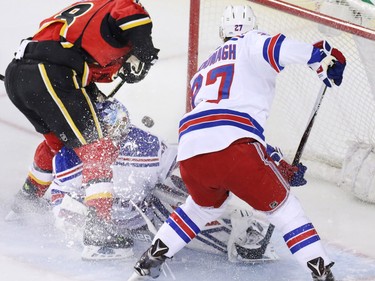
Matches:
[[178, 31, 320, 161]]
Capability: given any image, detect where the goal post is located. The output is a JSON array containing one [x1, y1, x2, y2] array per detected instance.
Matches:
[[187, 0, 200, 112], [187, 0, 375, 184]]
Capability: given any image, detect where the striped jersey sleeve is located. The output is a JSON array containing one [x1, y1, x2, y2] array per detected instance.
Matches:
[[262, 33, 286, 73]]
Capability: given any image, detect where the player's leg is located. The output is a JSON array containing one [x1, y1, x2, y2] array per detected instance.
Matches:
[[267, 194, 335, 281], [129, 138, 335, 280], [130, 195, 230, 279], [129, 145, 235, 279], [5, 133, 63, 220], [49, 146, 85, 229], [153, 170, 277, 262], [8, 61, 131, 258], [5, 61, 64, 219], [223, 140, 336, 280], [36, 64, 135, 259]]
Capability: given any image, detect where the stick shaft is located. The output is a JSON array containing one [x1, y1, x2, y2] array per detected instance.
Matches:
[[292, 85, 328, 165], [107, 78, 126, 98]]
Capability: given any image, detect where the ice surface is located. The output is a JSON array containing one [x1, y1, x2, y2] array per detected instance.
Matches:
[[0, 1, 375, 280]]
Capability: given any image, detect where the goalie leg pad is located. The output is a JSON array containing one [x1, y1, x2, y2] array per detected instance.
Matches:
[[227, 208, 278, 263]]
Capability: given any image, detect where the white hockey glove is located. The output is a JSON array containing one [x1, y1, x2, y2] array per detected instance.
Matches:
[[308, 40, 346, 87], [266, 145, 307, 187]]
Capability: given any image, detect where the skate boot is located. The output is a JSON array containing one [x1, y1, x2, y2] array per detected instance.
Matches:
[[128, 239, 169, 281], [307, 257, 335, 281], [5, 186, 50, 221], [82, 208, 134, 260]]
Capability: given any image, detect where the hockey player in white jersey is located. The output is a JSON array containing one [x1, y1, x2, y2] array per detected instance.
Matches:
[[49, 98, 177, 260], [49, 98, 291, 262], [128, 5, 346, 281]]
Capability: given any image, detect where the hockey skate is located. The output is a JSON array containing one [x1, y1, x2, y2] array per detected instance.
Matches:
[[308, 257, 336, 281], [127, 239, 169, 281], [81, 208, 134, 260], [5, 189, 50, 221]]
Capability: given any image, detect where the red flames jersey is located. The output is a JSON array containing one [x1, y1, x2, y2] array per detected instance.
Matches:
[[32, 0, 153, 82]]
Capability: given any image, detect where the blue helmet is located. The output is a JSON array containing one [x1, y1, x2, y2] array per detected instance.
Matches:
[[96, 98, 130, 139]]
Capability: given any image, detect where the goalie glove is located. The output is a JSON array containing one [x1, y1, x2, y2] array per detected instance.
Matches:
[[308, 40, 346, 87], [266, 145, 307, 187]]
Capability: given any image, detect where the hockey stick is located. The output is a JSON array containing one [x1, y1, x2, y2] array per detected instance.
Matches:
[[130, 199, 158, 235], [292, 84, 328, 165], [107, 74, 126, 99], [0, 74, 4, 81], [129, 199, 177, 280]]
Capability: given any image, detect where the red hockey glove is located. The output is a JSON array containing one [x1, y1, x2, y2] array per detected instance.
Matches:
[[292, 162, 307, 186], [266, 145, 307, 187], [279, 161, 307, 187]]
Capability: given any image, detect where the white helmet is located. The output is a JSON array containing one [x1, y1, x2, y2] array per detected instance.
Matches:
[[219, 5, 257, 40]]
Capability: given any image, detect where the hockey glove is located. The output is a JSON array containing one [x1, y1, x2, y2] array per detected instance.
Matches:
[[266, 145, 307, 187], [120, 55, 154, 84], [119, 45, 159, 84], [309, 40, 346, 87], [289, 162, 307, 187]]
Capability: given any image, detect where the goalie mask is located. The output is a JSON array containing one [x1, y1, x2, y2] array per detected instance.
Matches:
[[219, 5, 257, 41], [96, 98, 130, 140]]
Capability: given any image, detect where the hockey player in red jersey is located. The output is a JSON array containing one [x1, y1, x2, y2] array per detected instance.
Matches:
[[4, 0, 159, 257], [128, 5, 346, 281]]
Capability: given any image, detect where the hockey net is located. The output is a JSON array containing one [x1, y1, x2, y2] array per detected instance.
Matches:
[[188, 0, 375, 190]]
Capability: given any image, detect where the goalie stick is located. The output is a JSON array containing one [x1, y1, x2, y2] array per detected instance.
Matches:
[[292, 84, 328, 165]]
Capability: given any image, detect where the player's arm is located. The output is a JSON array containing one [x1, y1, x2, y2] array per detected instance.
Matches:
[[262, 33, 346, 88], [111, 1, 159, 84], [266, 144, 307, 187]]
